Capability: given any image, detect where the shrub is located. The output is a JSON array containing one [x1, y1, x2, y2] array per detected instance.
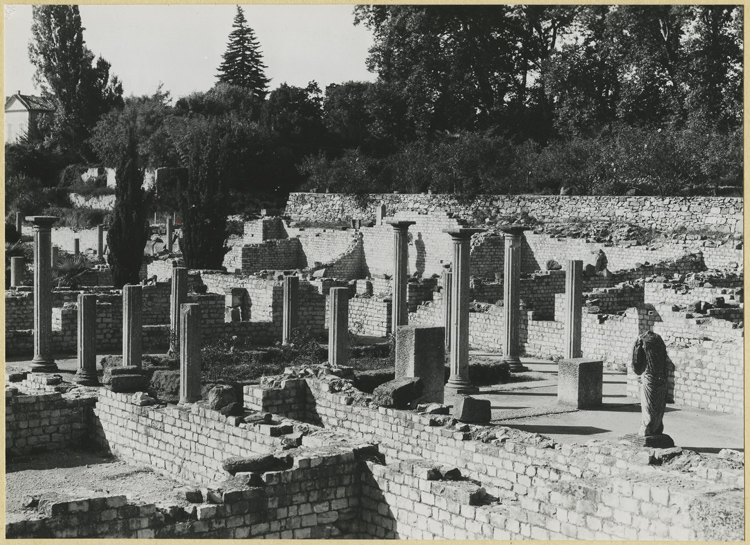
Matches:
[[52, 254, 92, 289]]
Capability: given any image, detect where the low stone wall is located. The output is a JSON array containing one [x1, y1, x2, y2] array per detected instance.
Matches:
[[240, 239, 301, 273], [644, 282, 744, 308], [5, 389, 96, 456], [285, 193, 744, 235]]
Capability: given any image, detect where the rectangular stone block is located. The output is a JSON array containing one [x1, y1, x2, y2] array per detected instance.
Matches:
[[558, 359, 603, 409], [395, 325, 445, 404]]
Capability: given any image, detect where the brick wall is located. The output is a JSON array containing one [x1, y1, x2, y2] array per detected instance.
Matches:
[[240, 239, 301, 274], [349, 297, 392, 337], [285, 193, 743, 235]]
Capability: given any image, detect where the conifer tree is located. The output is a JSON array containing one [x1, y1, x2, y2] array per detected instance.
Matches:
[[216, 6, 270, 99]]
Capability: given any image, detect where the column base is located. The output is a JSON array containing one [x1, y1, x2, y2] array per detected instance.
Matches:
[[73, 370, 99, 386], [445, 377, 479, 396], [178, 398, 201, 405], [504, 358, 528, 372], [30, 358, 58, 373]]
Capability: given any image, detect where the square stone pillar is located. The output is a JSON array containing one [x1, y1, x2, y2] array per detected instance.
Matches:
[[376, 203, 387, 225], [441, 268, 453, 352], [73, 237, 80, 256], [328, 287, 349, 367], [74, 293, 99, 385], [395, 325, 445, 404], [443, 228, 484, 395], [123, 284, 143, 368], [166, 217, 174, 254], [28, 216, 58, 372], [51, 245, 59, 267], [564, 260, 584, 359], [386, 220, 415, 335], [558, 358, 603, 408], [97, 224, 104, 258], [10, 257, 24, 288], [179, 303, 202, 404], [282, 275, 300, 344], [500, 225, 530, 372], [170, 266, 188, 353], [15, 212, 22, 235]]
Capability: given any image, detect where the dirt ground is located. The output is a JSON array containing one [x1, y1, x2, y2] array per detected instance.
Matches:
[[6, 448, 191, 524]]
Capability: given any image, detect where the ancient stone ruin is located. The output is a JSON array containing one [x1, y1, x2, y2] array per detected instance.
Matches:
[[5, 194, 744, 539]]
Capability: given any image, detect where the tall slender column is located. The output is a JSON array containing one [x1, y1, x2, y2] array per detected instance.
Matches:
[[282, 275, 299, 344], [564, 260, 584, 359], [29, 216, 58, 372], [15, 212, 22, 235], [386, 220, 415, 335], [51, 245, 59, 268], [123, 284, 143, 368], [97, 224, 104, 258], [179, 303, 202, 404], [443, 228, 484, 395], [74, 293, 99, 385], [442, 267, 453, 352], [376, 203, 387, 225], [328, 287, 349, 367], [500, 226, 530, 372], [73, 237, 80, 256], [170, 266, 188, 353], [10, 257, 24, 288], [166, 217, 174, 253]]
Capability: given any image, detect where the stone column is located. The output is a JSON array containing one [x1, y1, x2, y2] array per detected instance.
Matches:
[[442, 268, 453, 352], [10, 257, 24, 287], [51, 245, 59, 268], [166, 217, 174, 253], [170, 266, 188, 353], [386, 220, 415, 335], [563, 260, 584, 359], [74, 293, 99, 385], [376, 203, 387, 225], [97, 224, 104, 258], [328, 287, 349, 367], [29, 216, 58, 372], [443, 228, 484, 395], [179, 303, 202, 404], [282, 275, 299, 345], [123, 284, 143, 368], [15, 212, 22, 235], [500, 226, 530, 372], [73, 237, 80, 256]]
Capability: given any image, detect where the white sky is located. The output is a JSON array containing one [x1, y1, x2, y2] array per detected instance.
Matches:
[[4, 4, 376, 99]]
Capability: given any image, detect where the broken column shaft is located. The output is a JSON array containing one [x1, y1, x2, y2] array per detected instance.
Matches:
[[179, 303, 202, 404], [170, 266, 188, 353], [74, 293, 99, 385], [501, 225, 530, 372], [328, 287, 349, 367], [387, 220, 416, 335], [563, 260, 584, 359], [29, 215, 58, 372], [123, 284, 143, 368], [282, 275, 300, 345]]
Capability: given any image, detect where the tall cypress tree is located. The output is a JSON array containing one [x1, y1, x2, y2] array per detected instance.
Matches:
[[217, 6, 270, 99]]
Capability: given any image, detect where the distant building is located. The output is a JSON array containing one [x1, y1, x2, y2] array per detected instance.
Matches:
[[4, 92, 55, 143]]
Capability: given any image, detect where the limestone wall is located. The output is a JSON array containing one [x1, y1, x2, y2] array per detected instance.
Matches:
[[285, 193, 744, 235], [68, 193, 116, 210]]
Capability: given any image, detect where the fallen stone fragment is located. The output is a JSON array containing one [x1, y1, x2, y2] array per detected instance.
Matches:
[[131, 392, 157, 406], [452, 395, 491, 424], [372, 377, 423, 409], [207, 385, 236, 411], [222, 454, 292, 475]]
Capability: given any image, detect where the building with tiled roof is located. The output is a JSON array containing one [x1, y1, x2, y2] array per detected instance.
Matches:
[[5, 91, 55, 143]]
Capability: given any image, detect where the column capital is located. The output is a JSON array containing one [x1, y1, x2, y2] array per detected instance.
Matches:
[[386, 220, 416, 231], [26, 216, 58, 229], [498, 224, 531, 237], [443, 228, 485, 241]]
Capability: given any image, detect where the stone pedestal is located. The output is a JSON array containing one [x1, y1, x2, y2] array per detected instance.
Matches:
[[563, 260, 583, 359], [376, 203, 387, 225], [10, 257, 24, 287], [179, 303, 202, 404], [282, 275, 299, 345], [443, 228, 484, 396], [29, 216, 58, 372], [386, 220, 415, 335], [395, 325, 445, 404], [97, 224, 104, 258], [557, 358, 602, 408], [74, 294, 99, 385], [73, 237, 80, 256], [170, 267, 188, 353], [51, 245, 59, 267], [500, 226, 530, 372], [15, 212, 22, 235], [328, 287, 349, 367], [166, 217, 174, 254], [442, 268, 453, 352], [123, 284, 143, 368]]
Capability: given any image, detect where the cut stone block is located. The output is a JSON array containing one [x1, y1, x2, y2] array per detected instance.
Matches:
[[558, 358, 603, 409], [452, 395, 491, 423], [395, 325, 445, 404], [372, 377, 423, 409], [109, 374, 147, 393], [207, 385, 236, 411]]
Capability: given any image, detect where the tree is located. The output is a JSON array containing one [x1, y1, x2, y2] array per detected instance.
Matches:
[[29, 5, 123, 160], [216, 6, 270, 99], [107, 129, 153, 288], [261, 82, 326, 145]]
